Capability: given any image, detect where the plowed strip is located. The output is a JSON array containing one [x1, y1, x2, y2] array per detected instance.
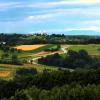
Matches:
[[0, 71, 10, 77]]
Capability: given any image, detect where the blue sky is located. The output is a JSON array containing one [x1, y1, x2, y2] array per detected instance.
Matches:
[[0, 0, 100, 35]]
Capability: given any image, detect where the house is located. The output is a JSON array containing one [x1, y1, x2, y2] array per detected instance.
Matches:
[[0, 42, 6, 45]]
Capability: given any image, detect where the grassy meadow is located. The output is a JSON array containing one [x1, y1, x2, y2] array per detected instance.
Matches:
[[69, 44, 100, 56]]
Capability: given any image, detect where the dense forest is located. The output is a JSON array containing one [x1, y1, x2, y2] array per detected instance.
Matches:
[[0, 33, 100, 46], [1, 68, 100, 99]]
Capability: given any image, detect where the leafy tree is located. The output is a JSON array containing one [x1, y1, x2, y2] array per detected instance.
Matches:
[[1, 53, 9, 59], [11, 54, 22, 65]]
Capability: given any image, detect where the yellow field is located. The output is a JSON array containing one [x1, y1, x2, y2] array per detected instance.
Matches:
[[15, 44, 44, 51]]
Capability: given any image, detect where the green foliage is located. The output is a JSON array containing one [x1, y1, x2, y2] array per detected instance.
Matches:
[[1, 53, 9, 59], [16, 68, 37, 76], [0, 69, 100, 99], [0, 34, 100, 46], [38, 50, 96, 68], [12, 54, 18, 64]]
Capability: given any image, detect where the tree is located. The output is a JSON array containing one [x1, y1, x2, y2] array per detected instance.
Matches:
[[57, 44, 61, 50], [12, 54, 19, 64], [1, 53, 9, 59]]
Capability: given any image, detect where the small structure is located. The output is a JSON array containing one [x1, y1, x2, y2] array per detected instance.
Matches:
[[0, 42, 6, 45], [40, 32, 47, 36]]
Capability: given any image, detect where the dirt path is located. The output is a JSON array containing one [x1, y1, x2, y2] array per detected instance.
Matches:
[[30, 46, 69, 64]]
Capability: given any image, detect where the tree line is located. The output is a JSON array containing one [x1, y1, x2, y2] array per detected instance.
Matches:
[[0, 33, 100, 46], [38, 50, 100, 69]]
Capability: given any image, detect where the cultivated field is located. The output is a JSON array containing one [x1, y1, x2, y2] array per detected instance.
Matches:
[[17, 44, 57, 58], [15, 44, 44, 51]]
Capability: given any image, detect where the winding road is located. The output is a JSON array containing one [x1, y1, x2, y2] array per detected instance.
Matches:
[[30, 47, 68, 64]]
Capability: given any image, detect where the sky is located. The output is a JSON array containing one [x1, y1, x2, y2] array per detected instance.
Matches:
[[0, 0, 100, 35]]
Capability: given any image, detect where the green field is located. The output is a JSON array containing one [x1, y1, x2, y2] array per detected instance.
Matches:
[[0, 64, 58, 80], [0, 44, 56, 60], [69, 44, 100, 56], [18, 44, 56, 58]]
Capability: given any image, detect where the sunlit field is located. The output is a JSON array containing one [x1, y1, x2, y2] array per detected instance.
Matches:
[[69, 44, 100, 56], [15, 44, 44, 51]]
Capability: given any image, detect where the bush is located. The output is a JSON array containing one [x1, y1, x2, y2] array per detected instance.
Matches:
[[16, 68, 37, 76], [12, 54, 23, 65]]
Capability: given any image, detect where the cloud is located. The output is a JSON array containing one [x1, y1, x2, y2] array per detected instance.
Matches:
[[25, 7, 100, 21], [26, 14, 53, 21], [0, 0, 99, 34], [41, 26, 100, 33], [81, 0, 100, 3], [0, 0, 100, 10], [25, 11, 66, 22], [80, 20, 100, 28], [0, 2, 20, 10], [28, 0, 100, 8], [63, 0, 100, 4]]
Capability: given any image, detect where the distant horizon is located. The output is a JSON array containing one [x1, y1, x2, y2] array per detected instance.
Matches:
[[0, 30, 100, 36], [0, 0, 100, 35]]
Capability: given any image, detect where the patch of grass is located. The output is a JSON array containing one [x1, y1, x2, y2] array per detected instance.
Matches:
[[0, 50, 4, 58], [69, 44, 100, 56]]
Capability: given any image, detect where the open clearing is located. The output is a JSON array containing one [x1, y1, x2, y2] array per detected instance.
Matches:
[[69, 44, 100, 56], [0, 71, 10, 78], [15, 44, 44, 51]]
